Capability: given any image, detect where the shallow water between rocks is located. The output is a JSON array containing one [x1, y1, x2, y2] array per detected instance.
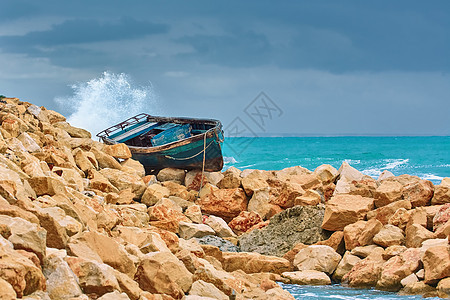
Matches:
[[279, 283, 440, 299]]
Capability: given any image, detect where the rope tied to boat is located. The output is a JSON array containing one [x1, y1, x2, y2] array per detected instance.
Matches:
[[198, 132, 207, 198]]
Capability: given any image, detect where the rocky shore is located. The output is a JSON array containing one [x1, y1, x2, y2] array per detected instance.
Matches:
[[0, 96, 449, 299]]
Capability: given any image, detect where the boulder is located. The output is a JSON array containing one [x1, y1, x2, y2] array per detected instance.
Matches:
[[321, 194, 374, 231], [247, 188, 281, 220], [203, 215, 236, 238], [373, 180, 403, 208], [115, 226, 170, 254], [314, 231, 345, 254], [351, 245, 383, 258], [221, 252, 291, 274], [157, 168, 186, 184], [134, 251, 193, 299], [0, 237, 46, 297], [368, 200, 412, 224], [437, 277, 450, 298], [405, 224, 434, 248], [337, 161, 365, 181], [228, 211, 263, 234], [53, 122, 91, 138], [432, 178, 450, 205], [113, 270, 142, 300], [376, 248, 422, 291], [178, 222, 215, 240], [121, 158, 145, 178], [103, 143, 132, 159], [184, 205, 203, 224], [333, 252, 361, 282], [358, 218, 383, 246], [342, 247, 385, 288], [0, 215, 47, 262], [282, 270, 331, 285], [343, 221, 366, 250], [372, 224, 405, 247], [68, 231, 136, 277], [141, 184, 170, 207], [400, 281, 437, 296], [295, 190, 321, 206], [0, 277, 16, 299], [382, 245, 407, 260], [97, 291, 130, 300], [65, 256, 119, 296], [402, 178, 434, 208], [43, 250, 83, 299], [91, 147, 122, 170], [433, 203, 450, 231], [422, 245, 450, 284], [148, 199, 191, 232], [196, 188, 248, 220], [241, 170, 271, 196], [239, 205, 329, 257], [99, 168, 146, 198], [293, 245, 341, 274], [377, 170, 394, 181], [17, 132, 40, 152], [189, 280, 228, 300], [313, 164, 339, 185], [217, 168, 241, 189]]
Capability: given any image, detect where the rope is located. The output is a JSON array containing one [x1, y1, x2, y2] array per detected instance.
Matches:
[[163, 139, 214, 160], [198, 132, 207, 198]]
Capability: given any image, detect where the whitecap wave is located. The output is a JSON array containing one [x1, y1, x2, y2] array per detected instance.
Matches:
[[223, 156, 237, 164], [421, 173, 444, 181], [384, 158, 409, 170], [55, 72, 158, 136], [344, 159, 361, 165]]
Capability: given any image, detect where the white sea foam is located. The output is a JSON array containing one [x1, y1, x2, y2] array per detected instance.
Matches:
[[384, 158, 409, 170], [223, 156, 237, 164], [55, 72, 158, 136], [421, 173, 444, 181], [344, 159, 361, 165]]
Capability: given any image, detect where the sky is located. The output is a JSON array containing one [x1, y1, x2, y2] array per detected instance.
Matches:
[[1, 0, 449, 136]]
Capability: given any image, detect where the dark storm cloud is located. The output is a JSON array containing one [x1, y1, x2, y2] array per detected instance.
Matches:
[[176, 31, 272, 67], [0, 17, 169, 52]]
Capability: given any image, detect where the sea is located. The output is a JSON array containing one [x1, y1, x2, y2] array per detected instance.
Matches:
[[58, 72, 448, 299], [223, 136, 450, 185]]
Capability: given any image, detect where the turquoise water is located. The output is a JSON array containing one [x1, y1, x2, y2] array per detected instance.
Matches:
[[279, 283, 439, 299], [224, 136, 448, 298], [224, 136, 450, 184]]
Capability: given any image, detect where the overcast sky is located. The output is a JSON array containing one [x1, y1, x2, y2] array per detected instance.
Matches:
[[1, 1, 449, 135]]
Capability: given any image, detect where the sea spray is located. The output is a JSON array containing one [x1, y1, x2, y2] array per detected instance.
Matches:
[[55, 72, 159, 136]]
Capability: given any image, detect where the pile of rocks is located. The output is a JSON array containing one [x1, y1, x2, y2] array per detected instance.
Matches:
[[0, 96, 449, 299]]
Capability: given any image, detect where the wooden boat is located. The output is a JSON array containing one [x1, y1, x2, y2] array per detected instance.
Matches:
[[96, 113, 224, 172]]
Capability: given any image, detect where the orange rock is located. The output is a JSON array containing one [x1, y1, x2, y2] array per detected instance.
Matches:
[[103, 143, 132, 159], [423, 245, 450, 284], [196, 188, 248, 220], [321, 195, 374, 231], [343, 221, 366, 250], [221, 252, 292, 274], [228, 211, 263, 234]]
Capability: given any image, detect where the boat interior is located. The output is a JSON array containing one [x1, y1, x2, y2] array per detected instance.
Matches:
[[108, 121, 215, 147]]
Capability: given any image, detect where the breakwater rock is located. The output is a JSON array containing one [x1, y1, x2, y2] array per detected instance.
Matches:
[[239, 205, 330, 256], [0, 96, 449, 299]]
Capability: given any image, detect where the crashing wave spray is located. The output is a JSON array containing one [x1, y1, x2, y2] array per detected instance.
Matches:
[[55, 72, 158, 136]]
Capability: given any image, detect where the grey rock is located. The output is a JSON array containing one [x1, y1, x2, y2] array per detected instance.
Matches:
[[238, 205, 330, 257], [196, 235, 240, 252]]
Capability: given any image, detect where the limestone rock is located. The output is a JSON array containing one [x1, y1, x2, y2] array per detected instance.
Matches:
[[97, 291, 130, 300], [0, 215, 47, 261], [282, 270, 331, 285], [313, 164, 339, 185], [342, 247, 385, 288], [178, 222, 215, 240], [373, 224, 405, 247], [314, 230, 345, 254], [53, 122, 90, 138], [196, 188, 247, 220], [433, 203, 450, 231], [293, 245, 341, 274], [65, 256, 119, 297], [321, 194, 374, 231], [374, 180, 403, 208], [405, 224, 434, 248], [337, 161, 365, 181], [368, 200, 412, 224], [189, 280, 228, 300], [113, 270, 142, 300], [221, 252, 291, 274], [184, 205, 203, 224], [376, 248, 422, 291], [0, 277, 16, 299], [239, 205, 329, 257], [400, 273, 418, 287], [247, 188, 281, 220], [157, 168, 186, 184], [121, 158, 145, 178], [217, 168, 241, 189], [295, 190, 321, 206], [377, 170, 394, 181], [422, 245, 450, 284], [241, 170, 271, 196], [134, 251, 193, 299], [228, 211, 263, 235], [437, 277, 450, 298], [99, 168, 146, 198], [432, 178, 450, 205], [69, 231, 136, 277], [351, 245, 383, 258], [203, 215, 236, 238], [333, 252, 361, 282], [43, 250, 83, 300], [400, 281, 437, 296], [382, 245, 407, 260], [141, 184, 170, 207], [343, 221, 366, 250], [103, 143, 132, 159], [358, 218, 383, 246]]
